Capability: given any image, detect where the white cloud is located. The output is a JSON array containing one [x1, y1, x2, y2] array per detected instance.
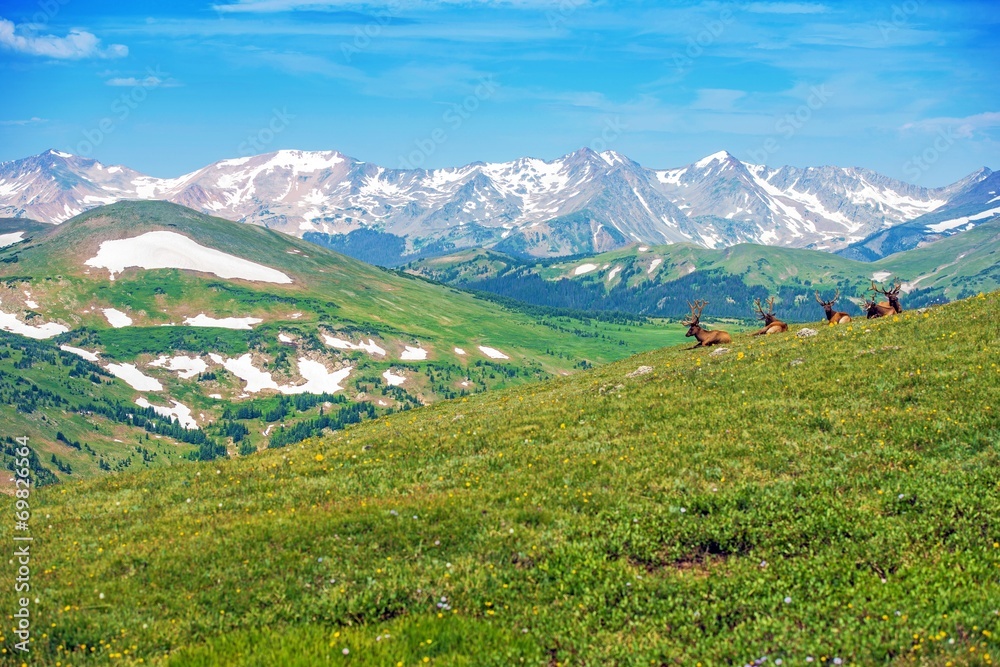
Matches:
[[0, 18, 127, 59], [901, 112, 1000, 139], [0, 117, 48, 126]]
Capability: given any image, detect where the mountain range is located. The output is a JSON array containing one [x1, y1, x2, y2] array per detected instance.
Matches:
[[407, 214, 1000, 321], [1, 148, 996, 261]]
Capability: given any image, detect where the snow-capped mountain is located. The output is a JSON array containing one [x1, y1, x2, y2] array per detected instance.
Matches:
[[0, 148, 991, 258], [838, 170, 1000, 261]]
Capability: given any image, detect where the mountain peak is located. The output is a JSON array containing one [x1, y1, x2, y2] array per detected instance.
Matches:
[[45, 149, 75, 159], [692, 150, 737, 168]]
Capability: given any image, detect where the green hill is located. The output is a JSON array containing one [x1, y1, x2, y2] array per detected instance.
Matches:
[[407, 220, 1000, 321], [3, 291, 997, 665], [0, 201, 679, 486]]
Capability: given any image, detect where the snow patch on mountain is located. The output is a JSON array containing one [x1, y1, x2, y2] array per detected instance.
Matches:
[[102, 308, 133, 328], [382, 369, 406, 386], [85, 231, 293, 283], [322, 335, 387, 356], [0, 232, 24, 248], [136, 397, 197, 429], [0, 306, 68, 339], [59, 345, 100, 362], [478, 346, 509, 360], [926, 206, 1000, 233], [183, 314, 262, 330], [149, 355, 209, 379], [106, 363, 163, 391], [401, 346, 428, 360]]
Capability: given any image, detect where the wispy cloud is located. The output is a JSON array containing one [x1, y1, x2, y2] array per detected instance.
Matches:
[[902, 111, 1000, 138], [0, 117, 48, 126], [744, 2, 830, 14], [213, 0, 575, 12], [250, 50, 367, 82], [0, 18, 127, 59], [105, 75, 181, 88]]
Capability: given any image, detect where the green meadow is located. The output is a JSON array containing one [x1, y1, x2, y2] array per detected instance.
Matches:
[[1, 291, 997, 665]]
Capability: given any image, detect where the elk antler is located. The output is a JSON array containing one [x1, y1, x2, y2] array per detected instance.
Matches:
[[870, 280, 886, 295], [831, 289, 840, 304], [753, 297, 766, 320], [683, 299, 708, 326], [814, 290, 825, 305], [890, 278, 902, 295], [766, 296, 776, 316]]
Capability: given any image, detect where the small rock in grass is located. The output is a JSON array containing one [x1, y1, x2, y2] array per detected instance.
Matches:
[[626, 365, 653, 378], [709, 347, 729, 357], [789, 359, 804, 367], [797, 328, 818, 338]]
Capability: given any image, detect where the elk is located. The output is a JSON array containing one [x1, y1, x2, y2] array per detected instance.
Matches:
[[682, 300, 731, 349], [751, 296, 788, 336], [869, 278, 903, 316], [814, 290, 852, 324], [860, 295, 883, 319]]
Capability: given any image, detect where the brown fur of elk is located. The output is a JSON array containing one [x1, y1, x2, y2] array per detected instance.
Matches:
[[868, 278, 903, 318], [682, 299, 731, 349], [815, 289, 852, 324], [751, 296, 788, 335]]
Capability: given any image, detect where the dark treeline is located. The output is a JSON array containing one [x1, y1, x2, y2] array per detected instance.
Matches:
[[2, 436, 58, 486], [75, 401, 225, 461], [268, 401, 376, 449], [453, 266, 926, 322], [220, 392, 347, 422], [305, 229, 458, 267]]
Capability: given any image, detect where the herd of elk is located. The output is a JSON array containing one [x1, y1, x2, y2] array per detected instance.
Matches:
[[682, 300, 731, 349], [865, 279, 903, 318], [681, 278, 906, 349], [751, 296, 788, 336]]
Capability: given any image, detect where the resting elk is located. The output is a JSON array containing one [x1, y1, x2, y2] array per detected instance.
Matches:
[[814, 290, 852, 324], [868, 278, 903, 318], [751, 296, 788, 336], [682, 300, 731, 349], [860, 294, 882, 319]]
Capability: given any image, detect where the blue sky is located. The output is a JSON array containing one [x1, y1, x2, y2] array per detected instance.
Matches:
[[1, 0, 997, 185]]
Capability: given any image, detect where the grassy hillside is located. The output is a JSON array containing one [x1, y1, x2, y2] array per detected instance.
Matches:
[[3, 291, 997, 665], [0, 201, 682, 486], [407, 219, 1000, 320]]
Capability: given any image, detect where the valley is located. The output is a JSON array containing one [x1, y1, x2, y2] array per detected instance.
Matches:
[[408, 218, 1000, 321], [0, 201, 680, 487]]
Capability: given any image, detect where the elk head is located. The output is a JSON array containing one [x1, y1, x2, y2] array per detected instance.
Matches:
[[860, 295, 883, 319], [682, 299, 708, 338], [815, 289, 851, 324]]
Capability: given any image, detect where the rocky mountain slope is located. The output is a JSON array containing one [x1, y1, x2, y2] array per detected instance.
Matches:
[[1, 148, 990, 259], [839, 171, 1000, 261]]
